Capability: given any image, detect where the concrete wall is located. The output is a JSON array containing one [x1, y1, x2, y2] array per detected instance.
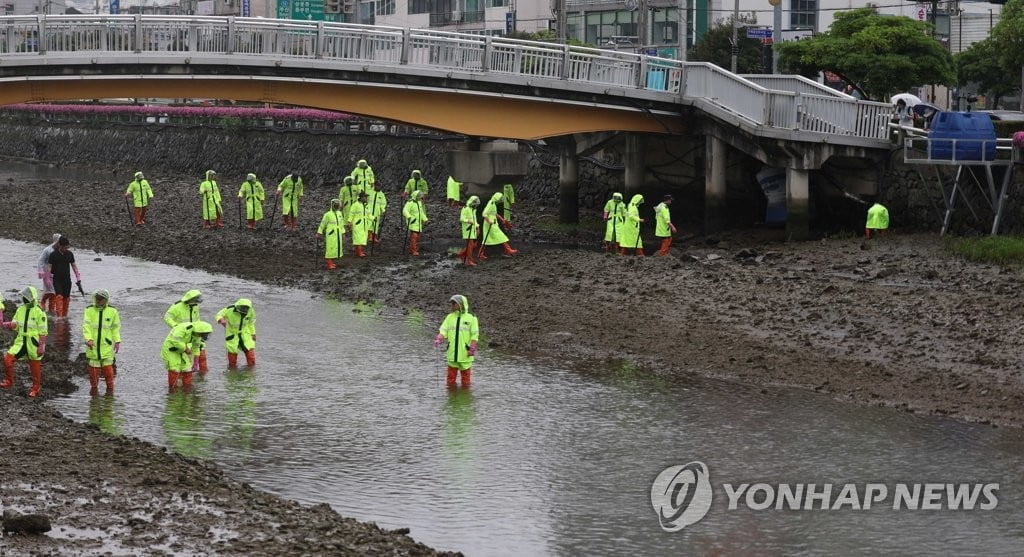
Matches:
[[0, 122, 1018, 234]]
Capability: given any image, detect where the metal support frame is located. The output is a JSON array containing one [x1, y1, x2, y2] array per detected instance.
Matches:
[[904, 137, 1016, 236]]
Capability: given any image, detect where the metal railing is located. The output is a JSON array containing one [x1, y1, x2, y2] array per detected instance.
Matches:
[[0, 15, 892, 145]]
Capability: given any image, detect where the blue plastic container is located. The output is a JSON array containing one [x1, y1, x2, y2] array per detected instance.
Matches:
[[928, 111, 997, 161]]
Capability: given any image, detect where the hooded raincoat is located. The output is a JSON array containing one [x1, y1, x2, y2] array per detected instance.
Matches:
[[164, 289, 203, 328], [215, 299, 256, 355], [405, 171, 428, 198], [6, 287, 47, 362], [481, 192, 509, 245], [338, 177, 361, 220], [866, 203, 889, 230], [438, 295, 479, 371], [603, 194, 626, 243], [619, 194, 645, 250], [126, 174, 154, 208], [403, 191, 428, 233], [199, 170, 222, 221], [351, 160, 375, 190], [367, 186, 388, 235], [83, 294, 121, 367], [501, 183, 516, 220], [460, 196, 480, 240], [348, 198, 373, 247], [446, 176, 462, 203], [654, 201, 673, 238], [161, 322, 205, 372], [317, 205, 346, 259], [238, 176, 266, 221], [277, 174, 304, 217]]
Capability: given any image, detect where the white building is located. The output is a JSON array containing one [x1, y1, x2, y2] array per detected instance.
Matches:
[[1, 0, 69, 15]]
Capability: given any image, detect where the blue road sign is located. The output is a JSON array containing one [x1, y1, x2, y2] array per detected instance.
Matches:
[[746, 28, 773, 39]]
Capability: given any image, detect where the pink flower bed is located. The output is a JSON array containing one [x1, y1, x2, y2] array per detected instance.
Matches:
[[0, 103, 354, 121]]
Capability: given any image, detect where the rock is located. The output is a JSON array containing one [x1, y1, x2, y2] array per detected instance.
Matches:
[[735, 248, 758, 259], [706, 254, 721, 261], [2, 510, 52, 535]]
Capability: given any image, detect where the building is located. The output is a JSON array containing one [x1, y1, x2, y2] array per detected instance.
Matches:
[[1, 0, 69, 14]]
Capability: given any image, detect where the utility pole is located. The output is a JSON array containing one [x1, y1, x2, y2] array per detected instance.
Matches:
[[639, 0, 649, 50], [771, 0, 781, 73], [678, 0, 686, 61], [557, 0, 567, 43], [730, 0, 739, 72]]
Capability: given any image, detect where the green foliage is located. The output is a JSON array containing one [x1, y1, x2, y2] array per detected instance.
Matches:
[[994, 120, 1024, 138], [506, 29, 591, 48], [945, 236, 1024, 267], [777, 8, 954, 100], [955, 38, 1019, 106], [688, 16, 766, 74], [991, 0, 1024, 72]]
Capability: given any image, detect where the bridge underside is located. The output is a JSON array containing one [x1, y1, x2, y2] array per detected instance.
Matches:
[[0, 71, 686, 140]]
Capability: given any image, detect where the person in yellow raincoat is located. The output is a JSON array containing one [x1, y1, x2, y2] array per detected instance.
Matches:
[[338, 176, 361, 221], [199, 170, 223, 229], [446, 176, 462, 207], [215, 298, 256, 368], [348, 191, 374, 258], [1, 286, 47, 397], [865, 201, 890, 239], [478, 192, 518, 260], [238, 173, 265, 230], [404, 170, 428, 200], [317, 199, 347, 269], [162, 321, 212, 392], [456, 195, 481, 267], [366, 181, 388, 245], [433, 294, 479, 388], [164, 289, 208, 373], [124, 171, 154, 226], [276, 172, 304, 231], [619, 194, 645, 256], [602, 192, 626, 252], [403, 190, 428, 256], [82, 289, 121, 396]]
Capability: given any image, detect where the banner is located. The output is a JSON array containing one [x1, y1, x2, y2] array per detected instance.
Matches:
[[109, 0, 119, 15], [243, 0, 250, 17]]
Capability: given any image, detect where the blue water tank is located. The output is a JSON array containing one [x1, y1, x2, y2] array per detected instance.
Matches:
[[928, 111, 997, 161]]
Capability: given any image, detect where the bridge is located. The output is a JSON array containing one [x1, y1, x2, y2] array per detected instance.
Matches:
[[0, 15, 895, 239]]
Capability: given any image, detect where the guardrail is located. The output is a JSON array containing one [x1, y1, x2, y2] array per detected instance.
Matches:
[[0, 15, 891, 145]]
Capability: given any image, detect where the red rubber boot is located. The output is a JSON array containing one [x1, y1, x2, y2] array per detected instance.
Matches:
[[27, 360, 42, 398], [102, 365, 115, 395], [1, 353, 15, 388]]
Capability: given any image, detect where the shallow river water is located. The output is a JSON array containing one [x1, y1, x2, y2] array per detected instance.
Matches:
[[0, 239, 1021, 555]]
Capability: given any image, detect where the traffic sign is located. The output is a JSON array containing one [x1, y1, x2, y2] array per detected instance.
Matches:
[[746, 28, 773, 39]]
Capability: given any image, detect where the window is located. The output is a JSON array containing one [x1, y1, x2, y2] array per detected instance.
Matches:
[[375, 0, 395, 16], [409, 0, 429, 14], [487, 0, 508, 6], [790, 0, 817, 30], [585, 10, 638, 46]]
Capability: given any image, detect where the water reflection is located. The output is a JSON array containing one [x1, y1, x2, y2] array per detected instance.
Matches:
[[223, 370, 257, 455], [443, 387, 475, 466], [163, 391, 211, 459], [87, 394, 124, 436]]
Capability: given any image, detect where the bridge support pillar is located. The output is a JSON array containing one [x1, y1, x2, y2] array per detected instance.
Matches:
[[624, 134, 645, 197], [559, 142, 580, 224], [705, 135, 727, 233], [786, 167, 810, 241]]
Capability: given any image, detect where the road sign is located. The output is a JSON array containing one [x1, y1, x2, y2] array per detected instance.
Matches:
[[746, 28, 773, 39], [276, 0, 337, 21]]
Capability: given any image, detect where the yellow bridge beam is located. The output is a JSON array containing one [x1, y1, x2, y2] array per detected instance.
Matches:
[[0, 78, 686, 140]]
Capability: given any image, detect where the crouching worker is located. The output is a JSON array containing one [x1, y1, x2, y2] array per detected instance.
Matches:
[[82, 289, 121, 396], [215, 299, 256, 368], [433, 294, 479, 389], [162, 321, 212, 392], [2, 286, 48, 397]]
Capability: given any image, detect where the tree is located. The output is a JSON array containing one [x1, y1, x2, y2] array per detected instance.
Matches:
[[955, 38, 1017, 108], [990, 0, 1024, 102], [776, 8, 954, 101], [688, 16, 767, 75]]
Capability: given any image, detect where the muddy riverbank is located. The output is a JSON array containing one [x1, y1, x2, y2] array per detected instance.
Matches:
[[2, 169, 1024, 552]]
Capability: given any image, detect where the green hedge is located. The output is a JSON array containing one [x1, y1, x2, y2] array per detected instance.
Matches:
[[994, 120, 1024, 138]]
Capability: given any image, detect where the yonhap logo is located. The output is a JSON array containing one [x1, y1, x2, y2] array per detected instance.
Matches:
[[652, 460, 999, 532], [650, 462, 713, 532]]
